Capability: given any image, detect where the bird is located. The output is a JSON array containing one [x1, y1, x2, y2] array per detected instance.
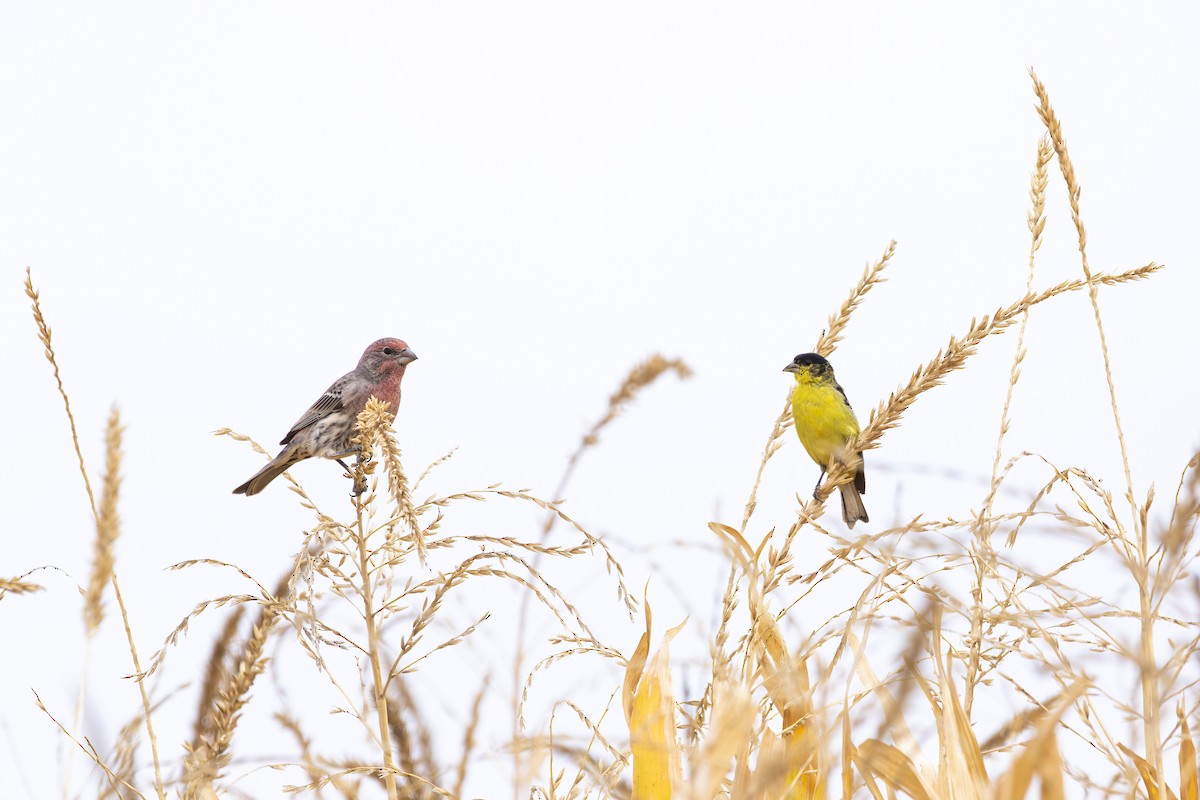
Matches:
[[783, 352, 868, 528], [233, 338, 418, 496]]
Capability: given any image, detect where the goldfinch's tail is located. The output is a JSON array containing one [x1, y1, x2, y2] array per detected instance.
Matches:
[[839, 482, 869, 528]]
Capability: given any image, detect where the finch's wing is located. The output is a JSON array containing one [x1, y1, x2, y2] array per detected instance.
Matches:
[[834, 380, 867, 494], [835, 382, 854, 410], [279, 373, 351, 445]]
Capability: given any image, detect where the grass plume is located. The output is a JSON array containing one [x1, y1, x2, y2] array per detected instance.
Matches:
[[86, 407, 124, 634], [26, 269, 165, 800]]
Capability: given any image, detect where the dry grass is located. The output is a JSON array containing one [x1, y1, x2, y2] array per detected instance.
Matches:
[[25, 268, 166, 800], [0, 576, 44, 596], [17, 72, 1200, 800], [86, 407, 124, 634]]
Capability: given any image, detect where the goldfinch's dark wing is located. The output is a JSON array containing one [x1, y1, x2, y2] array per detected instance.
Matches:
[[279, 373, 351, 445], [835, 381, 854, 410], [836, 380, 866, 493]]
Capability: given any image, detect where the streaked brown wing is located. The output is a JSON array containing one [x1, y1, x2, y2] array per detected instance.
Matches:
[[279, 376, 350, 445]]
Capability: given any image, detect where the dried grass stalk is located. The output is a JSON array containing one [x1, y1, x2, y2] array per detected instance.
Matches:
[[0, 577, 43, 596], [1032, 68, 1163, 792], [814, 240, 897, 358], [25, 267, 97, 517], [453, 677, 489, 799], [584, 355, 692, 451], [97, 712, 145, 800], [86, 407, 124, 633], [34, 691, 140, 800], [183, 603, 281, 797], [349, 398, 406, 800], [189, 605, 245, 748], [356, 398, 424, 562], [966, 134, 1054, 714], [981, 134, 1053, 520], [386, 680, 439, 799], [543, 353, 691, 540], [27, 268, 165, 799], [1030, 69, 1136, 522]]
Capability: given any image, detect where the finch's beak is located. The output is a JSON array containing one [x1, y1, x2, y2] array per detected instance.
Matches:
[[783, 363, 800, 374], [397, 348, 418, 365]]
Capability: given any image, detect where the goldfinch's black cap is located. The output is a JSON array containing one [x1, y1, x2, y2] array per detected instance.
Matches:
[[791, 353, 829, 367], [784, 352, 832, 373]]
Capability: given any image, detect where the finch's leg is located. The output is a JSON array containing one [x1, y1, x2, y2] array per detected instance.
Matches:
[[354, 452, 371, 495], [337, 459, 368, 496], [812, 468, 826, 500]]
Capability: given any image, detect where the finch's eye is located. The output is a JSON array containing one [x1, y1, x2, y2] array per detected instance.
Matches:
[[383, 347, 396, 355]]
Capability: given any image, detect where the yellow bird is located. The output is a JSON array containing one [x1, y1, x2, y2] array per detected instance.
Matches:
[[783, 352, 868, 528]]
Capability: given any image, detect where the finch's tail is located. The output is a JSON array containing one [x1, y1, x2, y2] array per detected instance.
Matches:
[[839, 455, 869, 528], [838, 483, 869, 528], [233, 452, 297, 496]]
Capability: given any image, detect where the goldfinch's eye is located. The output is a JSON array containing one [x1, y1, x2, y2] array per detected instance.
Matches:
[[383, 347, 396, 355]]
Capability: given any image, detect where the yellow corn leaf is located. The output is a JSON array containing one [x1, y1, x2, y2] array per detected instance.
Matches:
[[685, 681, 755, 800], [930, 612, 989, 798], [857, 739, 932, 800], [845, 631, 922, 760], [781, 683, 821, 798], [1181, 710, 1197, 800], [842, 710, 855, 800], [623, 601, 653, 727], [730, 731, 754, 800], [630, 617, 685, 800], [995, 682, 1086, 800], [746, 725, 821, 800], [758, 727, 784, 788], [848, 741, 888, 800], [1036, 736, 1065, 800], [708, 522, 755, 573], [1118, 744, 1179, 800], [751, 599, 822, 799]]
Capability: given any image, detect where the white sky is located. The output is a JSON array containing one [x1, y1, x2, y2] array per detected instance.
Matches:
[[3, 3, 1199, 798]]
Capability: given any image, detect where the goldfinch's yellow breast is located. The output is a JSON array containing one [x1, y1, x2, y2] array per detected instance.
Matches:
[[790, 371, 860, 467]]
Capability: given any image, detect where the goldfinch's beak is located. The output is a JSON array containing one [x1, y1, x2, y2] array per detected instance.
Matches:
[[783, 363, 800, 374], [397, 348, 418, 365]]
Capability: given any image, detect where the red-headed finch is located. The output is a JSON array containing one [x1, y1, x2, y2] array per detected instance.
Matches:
[[233, 338, 417, 496]]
